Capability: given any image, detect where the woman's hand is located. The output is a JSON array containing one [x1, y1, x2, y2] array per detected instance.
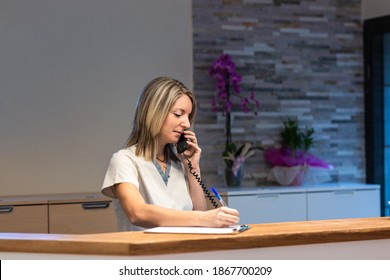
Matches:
[[178, 130, 201, 167], [200, 207, 240, 228]]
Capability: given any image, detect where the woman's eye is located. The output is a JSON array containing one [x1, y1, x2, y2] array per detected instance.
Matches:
[[173, 113, 181, 117]]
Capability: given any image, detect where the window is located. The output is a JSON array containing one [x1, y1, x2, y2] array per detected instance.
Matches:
[[364, 15, 390, 216]]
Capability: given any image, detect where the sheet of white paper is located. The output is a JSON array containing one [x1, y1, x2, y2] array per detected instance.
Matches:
[[144, 225, 248, 234]]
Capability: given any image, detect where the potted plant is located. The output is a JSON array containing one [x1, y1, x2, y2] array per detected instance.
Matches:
[[209, 54, 261, 186], [264, 118, 332, 186]]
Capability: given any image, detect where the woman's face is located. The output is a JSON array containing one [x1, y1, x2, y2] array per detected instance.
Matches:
[[159, 94, 192, 145]]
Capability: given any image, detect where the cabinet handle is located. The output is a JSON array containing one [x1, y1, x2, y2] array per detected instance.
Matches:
[[256, 194, 279, 199], [0, 206, 13, 213], [82, 202, 110, 210], [333, 190, 354, 196]]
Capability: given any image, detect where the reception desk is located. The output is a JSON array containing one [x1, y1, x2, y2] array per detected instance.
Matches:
[[1, 217, 390, 259]]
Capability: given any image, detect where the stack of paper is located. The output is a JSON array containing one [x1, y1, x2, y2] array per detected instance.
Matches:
[[144, 224, 250, 234]]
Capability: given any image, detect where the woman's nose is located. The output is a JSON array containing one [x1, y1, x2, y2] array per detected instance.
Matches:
[[181, 118, 190, 129]]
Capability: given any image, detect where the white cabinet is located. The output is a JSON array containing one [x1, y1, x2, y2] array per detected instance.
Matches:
[[220, 183, 381, 224], [307, 189, 380, 220], [228, 192, 306, 224]]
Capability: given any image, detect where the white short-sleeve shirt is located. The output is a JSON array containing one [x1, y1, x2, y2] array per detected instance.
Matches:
[[101, 146, 193, 231]]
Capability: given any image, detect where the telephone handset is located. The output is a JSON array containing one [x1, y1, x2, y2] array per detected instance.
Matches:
[[177, 133, 189, 154], [177, 133, 218, 208]]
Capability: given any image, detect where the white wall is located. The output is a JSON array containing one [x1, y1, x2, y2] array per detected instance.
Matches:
[[0, 0, 192, 196], [362, 0, 390, 20]]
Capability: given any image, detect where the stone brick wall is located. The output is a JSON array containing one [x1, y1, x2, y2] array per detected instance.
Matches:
[[192, 0, 364, 186]]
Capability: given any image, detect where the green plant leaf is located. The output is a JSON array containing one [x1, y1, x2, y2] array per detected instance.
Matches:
[[279, 118, 315, 157]]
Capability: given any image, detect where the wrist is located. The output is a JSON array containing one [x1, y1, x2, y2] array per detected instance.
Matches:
[[193, 211, 205, 227]]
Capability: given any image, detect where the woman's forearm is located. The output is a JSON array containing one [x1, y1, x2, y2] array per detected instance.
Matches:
[[185, 167, 208, 211]]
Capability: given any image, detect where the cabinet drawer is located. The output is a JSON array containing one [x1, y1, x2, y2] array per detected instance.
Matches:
[[307, 189, 381, 220], [49, 201, 117, 234], [0, 204, 48, 233], [228, 193, 306, 224]]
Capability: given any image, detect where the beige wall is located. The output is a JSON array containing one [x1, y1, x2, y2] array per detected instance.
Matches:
[[2, 0, 390, 197], [362, 0, 390, 19], [0, 0, 192, 196]]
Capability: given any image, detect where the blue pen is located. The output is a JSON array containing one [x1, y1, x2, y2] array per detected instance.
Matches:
[[211, 187, 228, 207]]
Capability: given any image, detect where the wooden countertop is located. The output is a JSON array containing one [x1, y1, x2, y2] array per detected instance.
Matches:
[[1, 217, 390, 256], [0, 193, 111, 206]]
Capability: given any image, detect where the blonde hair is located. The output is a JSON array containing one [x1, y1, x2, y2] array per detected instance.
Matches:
[[125, 77, 196, 161]]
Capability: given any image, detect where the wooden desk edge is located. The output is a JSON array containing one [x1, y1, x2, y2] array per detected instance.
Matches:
[[1, 217, 390, 256]]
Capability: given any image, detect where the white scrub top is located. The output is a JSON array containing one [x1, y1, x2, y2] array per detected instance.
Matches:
[[101, 146, 193, 231]]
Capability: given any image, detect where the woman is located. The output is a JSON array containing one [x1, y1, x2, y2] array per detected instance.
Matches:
[[101, 77, 240, 231]]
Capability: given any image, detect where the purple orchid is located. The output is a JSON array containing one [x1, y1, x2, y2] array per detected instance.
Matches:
[[209, 54, 261, 170]]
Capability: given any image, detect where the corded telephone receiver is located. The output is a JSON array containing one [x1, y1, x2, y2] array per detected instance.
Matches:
[[177, 134, 189, 154], [177, 134, 218, 208]]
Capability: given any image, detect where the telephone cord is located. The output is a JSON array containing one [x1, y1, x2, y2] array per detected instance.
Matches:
[[183, 154, 218, 209]]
